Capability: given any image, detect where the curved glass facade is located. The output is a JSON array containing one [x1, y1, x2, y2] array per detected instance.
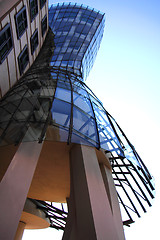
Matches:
[[50, 71, 124, 155], [0, 3, 155, 226], [49, 3, 105, 80]]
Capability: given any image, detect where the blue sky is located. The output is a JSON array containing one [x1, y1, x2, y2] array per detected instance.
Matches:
[[23, 0, 160, 239]]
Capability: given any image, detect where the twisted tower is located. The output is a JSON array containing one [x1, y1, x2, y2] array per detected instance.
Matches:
[[0, 2, 155, 240]]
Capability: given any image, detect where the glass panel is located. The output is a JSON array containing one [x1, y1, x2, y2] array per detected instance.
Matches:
[[109, 116, 141, 166], [0, 105, 13, 122], [89, 94, 103, 108], [3, 122, 28, 144], [92, 102, 124, 155], [57, 80, 71, 90], [73, 106, 98, 142], [73, 92, 93, 116], [31, 30, 38, 54], [42, 15, 47, 36], [0, 45, 8, 59], [45, 125, 68, 142], [55, 87, 71, 103], [0, 32, 6, 44], [51, 99, 71, 128], [97, 123, 124, 156], [18, 46, 29, 75], [71, 130, 98, 148], [72, 85, 88, 97]]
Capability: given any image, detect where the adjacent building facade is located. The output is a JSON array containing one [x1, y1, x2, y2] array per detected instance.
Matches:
[[0, 1, 155, 240], [0, 0, 48, 98]]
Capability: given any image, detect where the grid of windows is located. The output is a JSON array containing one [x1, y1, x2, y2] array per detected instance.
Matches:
[[30, 0, 38, 21], [30, 29, 38, 54], [49, 4, 104, 80], [15, 6, 28, 39], [0, 24, 13, 63], [18, 45, 29, 75], [1, 0, 48, 75], [80, 15, 95, 24], [50, 73, 124, 153], [41, 15, 47, 36]]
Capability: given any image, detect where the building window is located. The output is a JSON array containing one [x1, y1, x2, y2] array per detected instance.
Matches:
[[40, 0, 46, 9], [30, 0, 38, 21], [30, 29, 38, 54], [0, 24, 13, 64], [41, 15, 47, 36], [15, 7, 27, 39], [81, 15, 95, 24], [18, 45, 29, 75]]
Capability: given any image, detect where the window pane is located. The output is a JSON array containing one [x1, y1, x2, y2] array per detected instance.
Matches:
[[30, 0, 38, 21], [51, 99, 71, 128], [18, 45, 29, 75], [45, 125, 68, 142], [0, 24, 13, 63], [73, 92, 93, 116], [71, 130, 98, 148], [57, 80, 71, 90], [55, 87, 71, 103], [73, 106, 97, 142], [30, 29, 38, 54], [41, 15, 47, 36], [15, 7, 27, 38]]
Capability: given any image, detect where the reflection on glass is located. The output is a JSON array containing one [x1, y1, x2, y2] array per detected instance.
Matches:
[[73, 106, 98, 143], [51, 99, 71, 128]]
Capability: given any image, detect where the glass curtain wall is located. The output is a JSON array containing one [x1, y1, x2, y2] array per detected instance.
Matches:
[[0, 3, 155, 226], [49, 3, 105, 80]]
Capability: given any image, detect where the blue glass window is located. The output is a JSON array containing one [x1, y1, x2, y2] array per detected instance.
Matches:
[[73, 106, 98, 142], [73, 92, 93, 116], [92, 102, 124, 156], [51, 99, 71, 128], [75, 24, 84, 34], [71, 130, 98, 148], [69, 41, 82, 50], [57, 80, 71, 90], [57, 25, 71, 32], [81, 15, 95, 24], [55, 87, 71, 103], [63, 53, 71, 61]]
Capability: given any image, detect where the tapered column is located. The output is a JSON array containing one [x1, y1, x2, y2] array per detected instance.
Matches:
[[14, 221, 26, 240], [0, 141, 43, 240], [63, 144, 119, 240], [100, 164, 125, 240], [62, 196, 77, 240]]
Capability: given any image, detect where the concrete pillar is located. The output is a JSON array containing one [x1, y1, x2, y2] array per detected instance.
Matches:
[[100, 164, 125, 240], [63, 144, 119, 240], [14, 221, 26, 240], [0, 141, 43, 240]]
